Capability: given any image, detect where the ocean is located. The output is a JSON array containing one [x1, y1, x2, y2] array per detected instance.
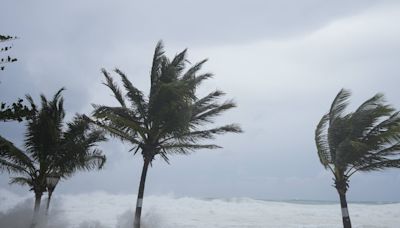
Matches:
[[1, 189, 399, 228]]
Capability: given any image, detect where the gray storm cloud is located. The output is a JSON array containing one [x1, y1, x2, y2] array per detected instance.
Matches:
[[1, 0, 400, 201]]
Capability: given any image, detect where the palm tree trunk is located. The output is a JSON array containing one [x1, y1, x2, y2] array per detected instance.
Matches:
[[338, 192, 352, 228], [30, 192, 42, 228], [46, 191, 53, 216], [133, 159, 150, 228]]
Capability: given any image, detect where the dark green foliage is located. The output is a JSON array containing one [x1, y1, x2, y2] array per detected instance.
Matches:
[[0, 89, 106, 200], [0, 34, 28, 122], [315, 89, 400, 227], [315, 89, 400, 180], [0, 35, 18, 71], [0, 98, 36, 122], [92, 41, 242, 163]]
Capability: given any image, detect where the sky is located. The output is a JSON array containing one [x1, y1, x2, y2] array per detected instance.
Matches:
[[1, 0, 400, 202]]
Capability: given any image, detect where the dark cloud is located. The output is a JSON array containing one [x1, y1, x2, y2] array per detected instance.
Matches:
[[1, 0, 388, 45], [1, 0, 400, 201]]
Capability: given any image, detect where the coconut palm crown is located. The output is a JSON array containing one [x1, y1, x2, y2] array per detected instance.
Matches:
[[0, 88, 106, 223], [315, 88, 400, 228], [91, 41, 242, 228]]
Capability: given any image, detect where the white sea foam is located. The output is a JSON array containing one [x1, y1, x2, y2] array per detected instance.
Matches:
[[0, 189, 399, 228]]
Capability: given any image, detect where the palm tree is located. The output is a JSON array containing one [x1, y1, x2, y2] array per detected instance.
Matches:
[[315, 89, 400, 228], [91, 41, 242, 228], [0, 88, 106, 227]]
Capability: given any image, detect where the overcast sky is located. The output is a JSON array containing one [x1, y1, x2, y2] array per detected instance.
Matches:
[[1, 0, 400, 202]]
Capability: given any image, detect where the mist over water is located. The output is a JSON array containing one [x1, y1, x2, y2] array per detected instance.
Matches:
[[1, 188, 399, 228]]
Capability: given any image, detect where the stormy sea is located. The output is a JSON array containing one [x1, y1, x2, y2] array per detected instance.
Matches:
[[0, 189, 398, 228]]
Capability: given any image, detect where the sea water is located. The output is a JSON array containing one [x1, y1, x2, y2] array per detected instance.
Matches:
[[1, 189, 399, 228]]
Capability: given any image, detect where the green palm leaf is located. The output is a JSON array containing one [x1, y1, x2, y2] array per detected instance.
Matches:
[[92, 41, 242, 162], [315, 88, 400, 180], [1, 89, 107, 202], [102, 68, 126, 107]]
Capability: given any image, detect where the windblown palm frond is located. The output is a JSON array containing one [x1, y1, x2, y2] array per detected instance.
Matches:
[[328, 89, 351, 123], [9, 176, 33, 186], [0, 136, 35, 174], [150, 41, 165, 89], [102, 68, 126, 107], [1, 89, 107, 198], [92, 41, 242, 163], [115, 68, 148, 120], [315, 89, 400, 179], [315, 114, 331, 168], [192, 99, 236, 125], [0, 158, 31, 174], [53, 115, 106, 176], [0, 136, 42, 193]]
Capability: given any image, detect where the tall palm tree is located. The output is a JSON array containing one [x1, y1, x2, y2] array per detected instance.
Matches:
[[91, 41, 242, 228], [315, 89, 400, 228], [0, 88, 106, 227]]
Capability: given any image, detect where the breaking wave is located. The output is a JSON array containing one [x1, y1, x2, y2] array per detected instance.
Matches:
[[1, 189, 399, 228]]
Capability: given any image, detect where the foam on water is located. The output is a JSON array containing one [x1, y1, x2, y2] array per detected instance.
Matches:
[[1, 189, 399, 228]]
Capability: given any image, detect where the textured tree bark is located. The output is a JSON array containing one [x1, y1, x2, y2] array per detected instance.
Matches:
[[133, 159, 150, 228], [30, 192, 42, 228], [338, 192, 352, 228]]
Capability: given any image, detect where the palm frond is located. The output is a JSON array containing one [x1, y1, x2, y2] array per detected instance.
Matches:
[[114, 68, 147, 119], [192, 100, 236, 124], [164, 124, 242, 144], [362, 112, 400, 143], [192, 73, 213, 87], [327, 114, 352, 164], [329, 89, 351, 124], [102, 68, 126, 107], [192, 90, 225, 114], [170, 49, 187, 77], [0, 158, 30, 174], [372, 143, 400, 157], [82, 151, 106, 170], [61, 150, 106, 176], [351, 95, 394, 139], [92, 105, 148, 139], [92, 119, 143, 145], [0, 136, 35, 172], [315, 113, 332, 168], [182, 59, 208, 81], [9, 176, 33, 187], [162, 143, 221, 155], [357, 158, 400, 171], [52, 87, 66, 104], [24, 94, 36, 111], [150, 40, 165, 88]]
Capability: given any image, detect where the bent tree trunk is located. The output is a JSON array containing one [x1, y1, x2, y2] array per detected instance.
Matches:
[[338, 192, 351, 228], [30, 192, 42, 228], [133, 158, 150, 228]]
